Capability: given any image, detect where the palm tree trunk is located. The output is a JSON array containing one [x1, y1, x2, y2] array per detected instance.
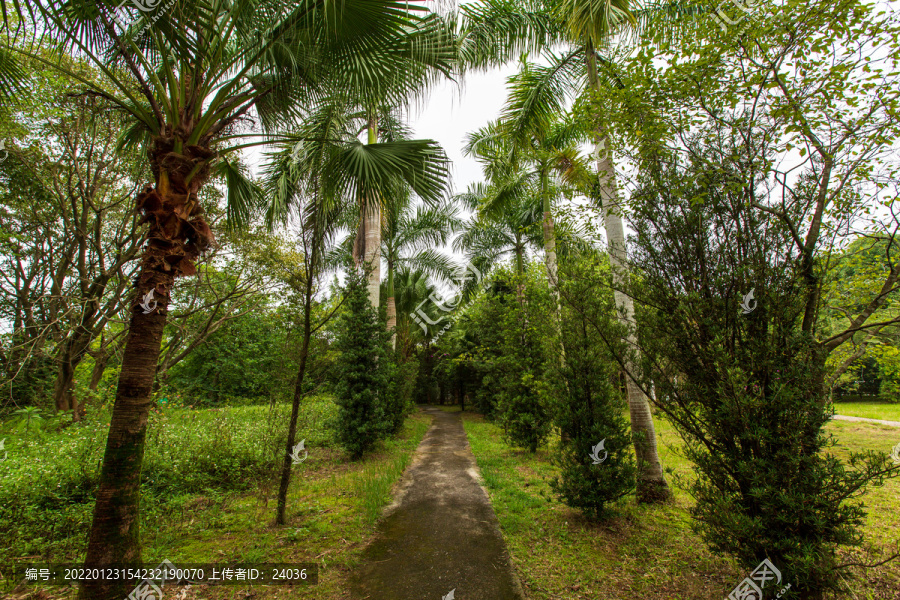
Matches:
[[539, 170, 560, 295], [79, 281, 171, 600], [80, 144, 214, 600], [540, 168, 565, 364], [387, 260, 396, 349], [354, 116, 382, 308], [386, 296, 397, 348], [586, 45, 670, 503], [514, 237, 526, 306], [595, 131, 670, 503]]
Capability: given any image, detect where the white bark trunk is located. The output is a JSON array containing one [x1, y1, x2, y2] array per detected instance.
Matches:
[[542, 211, 560, 296], [595, 131, 670, 502], [387, 295, 396, 349], [363, 204, 381, 309]]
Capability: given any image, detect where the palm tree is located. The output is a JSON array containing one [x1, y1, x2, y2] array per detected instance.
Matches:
[[382, 187, 463, 347], [262, 96, 449, 525], [464, 106, 588, 298], [453, 181, 545, 302], [461, 0, 675, 502], [348, 14, 457, 309], [8, 2, 457, 597], [390, 267, 443, 355]]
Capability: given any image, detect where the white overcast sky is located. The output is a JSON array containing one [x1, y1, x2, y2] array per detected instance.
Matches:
[[403, 64, 520, 196]]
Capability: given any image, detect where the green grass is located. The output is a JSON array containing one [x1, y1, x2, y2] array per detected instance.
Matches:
[[833, 401, 900, 422], [0, 400, 431, 600], [463, 411, 900, 600]]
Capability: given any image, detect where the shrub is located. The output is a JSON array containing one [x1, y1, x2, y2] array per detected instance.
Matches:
[[548, 257, 637, 520], [625, 135, 900, 598], [491, 268, 553, 452], [332, 267, 395, 459]]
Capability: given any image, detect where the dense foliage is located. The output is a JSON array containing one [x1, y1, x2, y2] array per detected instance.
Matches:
[[333, 267, 400, 459], [549, 255, 637, 519]]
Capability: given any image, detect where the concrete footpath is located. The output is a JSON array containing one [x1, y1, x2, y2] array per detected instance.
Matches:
[[832, 414, 900, 427], [347, 407, 526, 600]]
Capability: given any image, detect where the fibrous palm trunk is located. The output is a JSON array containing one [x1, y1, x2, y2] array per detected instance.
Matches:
[[79, 135, 214, 600]]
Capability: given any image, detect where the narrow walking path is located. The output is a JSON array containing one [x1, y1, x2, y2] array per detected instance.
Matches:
[[348, 407, 526, 600], [832, 414, 900, 427]]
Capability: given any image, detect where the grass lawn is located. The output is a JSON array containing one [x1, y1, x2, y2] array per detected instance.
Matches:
[[833, 401, 900, 422], [2, 403, 431, 600], [462, 412, 900, 600]]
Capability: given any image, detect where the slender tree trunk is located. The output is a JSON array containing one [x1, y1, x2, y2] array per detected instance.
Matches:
[[80, 142, 214, 600], [276, 282, 313, 525], [386, 260, 396, 349], [386, 296, 396, 347], [89, 335, 109, 391], [540, 169, 566, 363], [539, 170, 560, 298], [586, 46, 670, 503], [514, 240, 526, 307]]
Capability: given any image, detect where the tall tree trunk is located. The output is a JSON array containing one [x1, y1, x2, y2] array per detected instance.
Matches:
[[595, 134, 670, 503], [540, 169, 565, 362], [539, 170, 560, 298], [276, 279, 313, 525], [587, 46, 670, 503], [514, 239, 526, 307], [79, 141, 214, 600], [386, 296, 396, 348], [79, 284, 171, 600], [354, 116, 381, 309]]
